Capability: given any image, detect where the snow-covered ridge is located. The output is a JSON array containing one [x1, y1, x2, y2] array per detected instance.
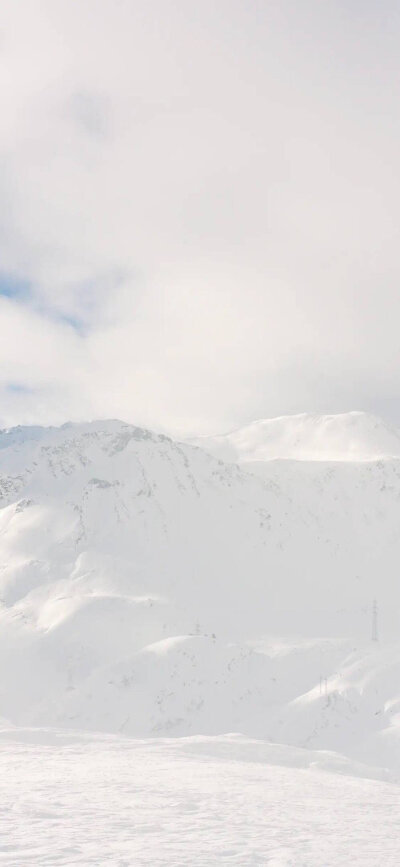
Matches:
[[1, 417, 400, 772], [190, 411, 400, 463], [0, 418, 165, 452]]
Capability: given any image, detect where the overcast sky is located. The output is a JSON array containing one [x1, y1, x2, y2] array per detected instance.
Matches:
[[1, 0, 400, 435]]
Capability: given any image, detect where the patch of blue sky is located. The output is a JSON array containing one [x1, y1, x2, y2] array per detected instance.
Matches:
[[0, 272, 32, 300], [55, 311, 86, 334], [0, 265, 127, 336], [5, 382, 33, 394], [0, 271, 85, 333]]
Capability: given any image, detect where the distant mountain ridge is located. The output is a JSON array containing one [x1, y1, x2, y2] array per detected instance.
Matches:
[[190, 411, 400, 463], [0, 416, 400, 771]]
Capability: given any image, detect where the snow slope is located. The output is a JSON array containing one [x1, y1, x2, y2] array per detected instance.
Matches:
[[1, 728, 400, 867], [1, 418, 400, 771], [191, 411, 400, 462]]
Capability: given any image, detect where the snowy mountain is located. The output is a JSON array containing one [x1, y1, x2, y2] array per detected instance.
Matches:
[[191, 411, 400, 463], [1, 416, 400, 772]]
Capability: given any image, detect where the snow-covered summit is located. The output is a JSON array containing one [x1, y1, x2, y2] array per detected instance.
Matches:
[[0, 418, 163, 452], [0, 417, 400, 770], [190, 411, 400, 463]]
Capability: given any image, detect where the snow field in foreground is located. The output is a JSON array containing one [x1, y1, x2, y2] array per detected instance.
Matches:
[[1, 730, 400, 866]]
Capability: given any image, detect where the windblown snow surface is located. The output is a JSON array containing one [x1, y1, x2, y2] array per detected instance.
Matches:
[[2, 413, 400, 863], [191, 410, 400, 463], [2, 728, 400, 866]]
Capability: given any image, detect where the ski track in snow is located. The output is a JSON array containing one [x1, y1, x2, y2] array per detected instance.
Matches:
[[1, 730, 400, 866]]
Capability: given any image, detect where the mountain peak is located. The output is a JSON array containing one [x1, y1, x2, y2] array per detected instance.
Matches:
[[190, 411, 400, 463]]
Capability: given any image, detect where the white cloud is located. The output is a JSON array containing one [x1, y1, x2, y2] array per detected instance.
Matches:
[[0, 0, 400, 434]]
